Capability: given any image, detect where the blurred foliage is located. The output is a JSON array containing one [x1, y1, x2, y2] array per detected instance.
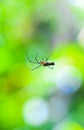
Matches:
[[0, 0, 84, 130]]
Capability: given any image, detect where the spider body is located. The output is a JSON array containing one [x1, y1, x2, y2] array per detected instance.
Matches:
[[26, 52, 55, 70], [40, 61, 55, 66]]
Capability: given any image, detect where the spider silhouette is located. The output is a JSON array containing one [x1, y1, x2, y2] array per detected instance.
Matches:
[[26, 52, 55, 70]]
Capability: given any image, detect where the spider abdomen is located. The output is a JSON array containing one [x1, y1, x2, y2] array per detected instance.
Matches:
[[43, 62, 55, 66]]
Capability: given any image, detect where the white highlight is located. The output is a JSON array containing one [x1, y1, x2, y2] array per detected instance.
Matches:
[[55, 65, 83, 94], [69, 0, 84, 9], [23, 98, 49, 126]]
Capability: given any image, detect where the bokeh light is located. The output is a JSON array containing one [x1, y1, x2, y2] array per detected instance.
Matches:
[[55, 65, 83, 94], [69, 0, 84, 9], [23, 98, 49, 126]]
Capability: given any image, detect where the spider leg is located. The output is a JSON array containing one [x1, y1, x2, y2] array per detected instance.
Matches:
[[35, 52, 40, 64], [48, 66, 54, 69], [46, 56, 50, 61], [46, 49, 54, 61], [42, 57, 45, 61], [45, 57, 48, 61], [31, 65, 41, 71], [26, 52, 37, 64]]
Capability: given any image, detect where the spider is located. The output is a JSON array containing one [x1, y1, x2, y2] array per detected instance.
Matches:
[[26, 52, 55, 70]]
